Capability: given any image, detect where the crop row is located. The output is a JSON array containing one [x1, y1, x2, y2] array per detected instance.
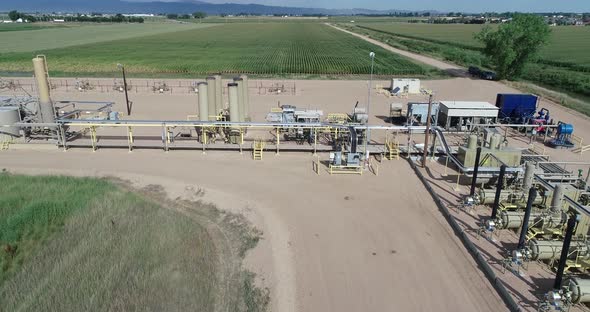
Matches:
[[0, 23, 431, 76]]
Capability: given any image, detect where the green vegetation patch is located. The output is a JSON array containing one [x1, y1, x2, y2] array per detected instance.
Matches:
[[0, 22, 215, 53], [358, 23, 590, 65], [0, 174, 113, 281], [0, 23, 67, 32], [342, 23, 590, 105], [0, 174, 268, 312], [0, 23, 435, 77]]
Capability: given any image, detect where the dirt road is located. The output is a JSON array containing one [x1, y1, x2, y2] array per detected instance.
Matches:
[[327, 23, 466, 76]]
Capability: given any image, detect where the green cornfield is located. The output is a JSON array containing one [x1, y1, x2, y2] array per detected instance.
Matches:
[[0, 23, 432, 77], [356, 23, 590, 65]]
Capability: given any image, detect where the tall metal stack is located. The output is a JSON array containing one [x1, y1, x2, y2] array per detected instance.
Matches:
[[233, 77, 244, 122], [32, 56, 55, 123], [197, 82, 208, 121], [206, 76, 216, 118], [240, 74, 249, 121], [214, 75, 222, 114]]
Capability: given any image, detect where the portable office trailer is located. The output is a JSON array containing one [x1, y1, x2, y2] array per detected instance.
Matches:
[[438, 101, 499, 131]]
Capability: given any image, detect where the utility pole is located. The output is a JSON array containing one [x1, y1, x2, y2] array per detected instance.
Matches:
[[365, 52, 375, 164], [422, 94, 434, 167], [118, 63, 131, 116]]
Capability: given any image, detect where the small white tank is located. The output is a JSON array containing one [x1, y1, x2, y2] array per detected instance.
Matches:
[[240, 74, 249, 120], [566, 277, 590, 304], [489, 134, 501, 150], [467, 134, 477, 149], [228, 83, 239, 125], [0, 107, 21, 137]]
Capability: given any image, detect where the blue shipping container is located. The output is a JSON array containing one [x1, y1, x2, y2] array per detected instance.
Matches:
[[495, 94, 538, 123]]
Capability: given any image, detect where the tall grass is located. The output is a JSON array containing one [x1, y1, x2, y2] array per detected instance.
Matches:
[[0, 174, 113, 282], [0, 174, 268, 312]]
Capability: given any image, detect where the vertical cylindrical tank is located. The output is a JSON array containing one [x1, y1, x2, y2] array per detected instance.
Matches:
[[551, 184, 566, 212], [234, 77, 244, 122], [32, 56, 55, 123], [0, 107, 21, 137], [565, 277, 590, 304], [198, 82, 209, 122], [228, 83, 239, 124], [206, 76, 216, 117], [214, 75, 222, 113], [467, 134, 477, 149], [240, 74, 249, 121], [489, 134, 501, 150], [523, 162, 535, 192]]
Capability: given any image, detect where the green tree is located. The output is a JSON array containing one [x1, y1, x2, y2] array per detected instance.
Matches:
[[476, 14, 551, 79], [193, 11, 207, 22], [8, 10, 21, 21], [166, 13, 178, 19]]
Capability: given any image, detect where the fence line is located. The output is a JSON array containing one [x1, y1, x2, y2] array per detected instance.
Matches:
[[0, 78, 297, 96]]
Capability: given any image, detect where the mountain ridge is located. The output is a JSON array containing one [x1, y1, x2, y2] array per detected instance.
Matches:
[[0, 0, 415, 15]]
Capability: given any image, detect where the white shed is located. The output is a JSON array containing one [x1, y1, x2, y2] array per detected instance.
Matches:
[[390, 78, 420, 94], [438, 101, 498, 130]]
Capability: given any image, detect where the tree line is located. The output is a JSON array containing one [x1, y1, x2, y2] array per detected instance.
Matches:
[[167, 12, 207, 21], [7, 10, 144, 23]]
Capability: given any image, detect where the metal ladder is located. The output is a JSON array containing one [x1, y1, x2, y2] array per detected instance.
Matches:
[[253, 139, 265, 160], [0, 138, 13, 151], [385, 137, 400, 160]]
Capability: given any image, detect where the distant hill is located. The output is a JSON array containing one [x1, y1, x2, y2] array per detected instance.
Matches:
[[0, 0, 410, 15]]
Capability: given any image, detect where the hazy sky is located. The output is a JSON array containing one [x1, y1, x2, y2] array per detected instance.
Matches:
[[181, 0, 590, 12]]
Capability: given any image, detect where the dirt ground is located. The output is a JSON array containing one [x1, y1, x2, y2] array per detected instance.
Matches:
[[2, 75, 590, 311], [0, 150, 505, 312], [0, 77, 520, 311]]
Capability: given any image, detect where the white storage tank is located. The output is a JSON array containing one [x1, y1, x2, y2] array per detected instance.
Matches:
[[197, 82, 209, 121], [0, 106, 21, 137]]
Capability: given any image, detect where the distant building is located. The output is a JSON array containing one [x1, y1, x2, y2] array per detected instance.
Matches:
[[53, 19, 65, 23], [123, 14, 154, 17]]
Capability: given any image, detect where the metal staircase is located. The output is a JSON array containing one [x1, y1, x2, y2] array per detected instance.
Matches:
[[253, 139, 265, 160], [385, 137, 400, 160]]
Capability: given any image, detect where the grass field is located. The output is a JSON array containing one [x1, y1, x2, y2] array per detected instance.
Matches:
[[0, 174, 268, 311], [342, 23, 590, 103], [0, 22, 213, 53], [357, 23, 590, 65], [199, 16, 426, 24], [0, 23, 67, 32], [0, 23, 434, 77]]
